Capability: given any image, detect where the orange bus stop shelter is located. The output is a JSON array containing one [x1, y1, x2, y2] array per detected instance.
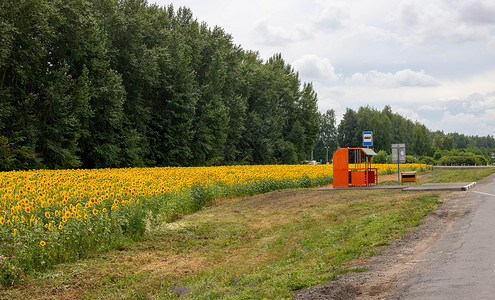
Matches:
[[332, 148, 378, 187]]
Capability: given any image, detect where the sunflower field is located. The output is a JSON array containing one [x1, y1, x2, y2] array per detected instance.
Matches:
[[0, 163, 429, 284]]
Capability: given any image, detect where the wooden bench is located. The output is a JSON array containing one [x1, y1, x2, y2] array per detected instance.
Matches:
[[401, 171, 417, 185]]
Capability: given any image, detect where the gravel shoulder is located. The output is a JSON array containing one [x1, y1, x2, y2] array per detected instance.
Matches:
[[294, 174, 494, 300]]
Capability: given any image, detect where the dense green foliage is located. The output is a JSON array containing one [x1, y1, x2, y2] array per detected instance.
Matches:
[[0, 0, 319, 169], [313, 106, 495, 165], [1, 0, 493, 170]]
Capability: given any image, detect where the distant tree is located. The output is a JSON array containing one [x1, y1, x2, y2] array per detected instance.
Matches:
[[356, 106, 374, 136], [450, 132, 471, 149], [221, 44, 248, 164], [223, 95, 247, 163], [431, 130, 444, 151], [0, 134, 40, 170], [34, 67, 82, 168], [297, 83, 320, 157], [0, 0, 55, 163], [79, 65, 127, 168], [191, 49, 229, 166], [412, 123, 433, 156], [280, 141, 298, 164], [288, 120, 306, 161], [353, 105, 393, 152], [244, 111, 275, 164], [441, 135, 454, 151], [338, 108, 360, 147], [314, 109, 338, 162], [375, 107, 392, 151], [148, 40, 197, 166]]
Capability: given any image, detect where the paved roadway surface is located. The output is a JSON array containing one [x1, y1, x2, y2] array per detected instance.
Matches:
[[392, 174, 495, 299]]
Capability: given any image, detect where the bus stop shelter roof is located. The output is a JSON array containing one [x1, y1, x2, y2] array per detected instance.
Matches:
[[361, 148, 377, 156]]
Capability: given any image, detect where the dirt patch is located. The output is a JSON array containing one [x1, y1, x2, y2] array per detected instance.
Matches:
[[294, 181, 476, 299], [138, 252, 208, 275], [235, 189, 319, 210], [378, 171, 431, 185]]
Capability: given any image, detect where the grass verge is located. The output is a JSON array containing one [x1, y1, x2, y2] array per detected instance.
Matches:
[[419, 167, 495, 183], [4, 167, 490, 299], [1, 188, 440, 299]]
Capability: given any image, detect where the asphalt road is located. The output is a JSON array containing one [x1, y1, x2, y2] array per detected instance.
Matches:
[[392, 174, 495, 299]]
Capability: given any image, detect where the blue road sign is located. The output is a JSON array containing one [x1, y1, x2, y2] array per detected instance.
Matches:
[[363, 131, 373, 147]]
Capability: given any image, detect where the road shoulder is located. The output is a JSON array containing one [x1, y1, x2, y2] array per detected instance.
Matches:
[[294, 175, 495, 299]]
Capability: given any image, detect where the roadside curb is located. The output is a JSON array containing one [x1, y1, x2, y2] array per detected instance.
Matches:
[[402, 182, 477, 191], [315, 182, 478, 192], [461, 182, 477, 191]]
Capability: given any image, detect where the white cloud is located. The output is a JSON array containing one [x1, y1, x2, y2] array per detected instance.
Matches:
[[459, 0, 495, 25], [463, 92, 495, 112], [253, 20, 294, 46], [292, 55, 340, 82], [394, 107, 427, 123], [347, 69, 439, 88], [439, 71, 495, 100], [393, 0, 495, 46], [487, 36, 495, 53], [313, 5, 350, 31], [394, 69, 440, 87], [312, 84, 345, 112], [428, 110, 495, 136], [418, 105, 443, 111], [253, 19, 313, 47]]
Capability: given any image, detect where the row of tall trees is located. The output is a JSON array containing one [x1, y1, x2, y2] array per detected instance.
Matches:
[[313, 106, 495, 163], [0, 0, 320, 170], [1, 0, 493, 170]]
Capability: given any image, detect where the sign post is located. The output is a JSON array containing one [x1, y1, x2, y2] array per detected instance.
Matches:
[[392, 144, 406, 185], [363, 131, 373, 147]]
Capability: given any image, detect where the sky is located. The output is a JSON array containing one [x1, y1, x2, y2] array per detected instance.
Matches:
[[151, 0, 495, 136]]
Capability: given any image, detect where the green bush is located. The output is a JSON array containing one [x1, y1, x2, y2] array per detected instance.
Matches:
[[439, 156, 477, 166], [372, 150, 388, 164], [405, 155, 416, 163], [433, 150, 443, 160], [474, 155, 488, 165], [419, 156, 435, 165]]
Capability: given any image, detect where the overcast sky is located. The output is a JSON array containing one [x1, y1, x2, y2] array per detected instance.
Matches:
[[152, 0, 495, 136]]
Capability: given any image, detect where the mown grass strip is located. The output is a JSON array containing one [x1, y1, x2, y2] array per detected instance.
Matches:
[[156, 191, 439, 299], [430, 167, 495, 183], [1, 189, 440, 299]]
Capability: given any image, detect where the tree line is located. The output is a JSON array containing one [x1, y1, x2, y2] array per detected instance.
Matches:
[[0, 0, 319, 170], [314, 106, 495, 164], [1, 0, 493, 171]]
